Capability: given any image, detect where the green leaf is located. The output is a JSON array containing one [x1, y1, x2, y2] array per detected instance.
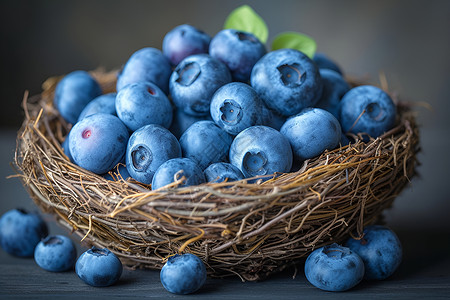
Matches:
[[271, 32, 317, 59], [224, 5, 268, 44]]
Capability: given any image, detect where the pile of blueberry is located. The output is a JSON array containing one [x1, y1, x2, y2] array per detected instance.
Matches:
[[0, 208, 123, 287], [55, 9, 396, 188]]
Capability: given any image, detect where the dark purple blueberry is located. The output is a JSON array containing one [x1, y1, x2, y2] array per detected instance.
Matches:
[[209, 29, 266, 82], [163, 24, 211, 66]]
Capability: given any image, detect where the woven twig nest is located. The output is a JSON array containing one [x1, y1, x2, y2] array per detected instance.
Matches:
[[15, 70, 419, 281]]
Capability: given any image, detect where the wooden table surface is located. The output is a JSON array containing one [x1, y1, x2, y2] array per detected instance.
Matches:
[[1, 130, 449, 299]]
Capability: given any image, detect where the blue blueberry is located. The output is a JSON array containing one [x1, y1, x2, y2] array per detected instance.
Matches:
[[77, 93, 117, 122], [209, 29, 266, 82], [69, 113, 129, 174], [160, 253, 207, 295], [76, 247, 123, 287], [116, 81, 173, 131], [54, 70, 102, 124], [163, 24, 211, 66], [305, 243, 365, 292], [345, 225, 402, 280], [210, 82, 264, 135], [204, 162, 244, 183], [170, 54, 231, 116], [0, 208, 48, 257], [180, 121, 233, 170], [251, 48, 323, 117], [261, 105, 286, 131], [126, 124, 181, 185], [151, 158, 205, 190], [117, 47, 172, 94], [280, 108, 342, 161], [34, 235, 77, 272], [313, 52, 343, 75], [169, 108, 212, 139], [229, 126, 293, 178], [315, 69, 350, 119], [339, 85, 397, 140]]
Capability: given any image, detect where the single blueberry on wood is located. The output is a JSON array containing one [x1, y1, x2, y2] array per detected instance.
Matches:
[[34, 235, 77, 272], [304, 243, 365, 292], [160, 253, 207, 295]]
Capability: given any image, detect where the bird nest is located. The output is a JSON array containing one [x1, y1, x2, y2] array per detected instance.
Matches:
[[14, 70, 420, 281]]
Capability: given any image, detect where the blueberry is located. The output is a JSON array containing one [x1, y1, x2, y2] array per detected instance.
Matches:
[[0, 209, 48, 257], [280, 108, 342, 161], [209, 29, 266, 82], [204, 162, 244, 183], [115, 81, 173, 131], [77, 93, 117, 122], [163, 24, 211, 66], [261, 105, 286, 131], [180, 120, 233, 170], [69, 113, 129, 174], [54, 70, 102, 124], [75, 247, 123, 287], [151, 158, 205, 190], [169, 108, 212, 139], [251, 48, 323, 117], [126, 124, 181, 185], [170, 54, 231, 116], [160, 253, 207, 295], [345, 225, 402, 280], [210, 82, 264, 135], [229, 126, 293, 178], [304, 243, 365, 292], [117, 47, 172, 94], [315, 69, 350, 120], [34, 235, 77, 272], [313, 52, 343, 75], [339, 85, 396, 140]]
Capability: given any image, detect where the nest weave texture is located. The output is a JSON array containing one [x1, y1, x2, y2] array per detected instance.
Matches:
[[15, 70, 420, 281]]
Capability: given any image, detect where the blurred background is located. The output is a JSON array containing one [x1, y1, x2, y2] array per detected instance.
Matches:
[[0, 0, 449, 247]]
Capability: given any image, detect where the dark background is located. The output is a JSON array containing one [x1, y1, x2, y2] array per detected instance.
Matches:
[[1, 0, 449, 249]]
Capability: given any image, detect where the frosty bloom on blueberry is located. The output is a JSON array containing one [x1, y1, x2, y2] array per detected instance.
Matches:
[[160, 253, 207, 295], [229, 125, 293, 177], [280, 108, 342, 162], [69, 113, 129, 174], [126, 124, 181, 185], [251, 48, 323, 117], [339, 85, 397, 140], [77, 92, 117, 122], [163, 24, 212, 66], [345, 225, 402, 280], [151, 158, 206, 190], [34, 235, 77, 272], [210, 82, 264, 135], [115, 81, 173, 131], [170, 54, 231, 116], [209, 28, 266, 82], [116, 47, 172, 94], [76, 247, 123, 287], [180, 120, 233, 170], [54, 70, 102, 124], [0, 208, 48, 257], [204, 162, 244, 183], [305, 243, 365, 292]]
